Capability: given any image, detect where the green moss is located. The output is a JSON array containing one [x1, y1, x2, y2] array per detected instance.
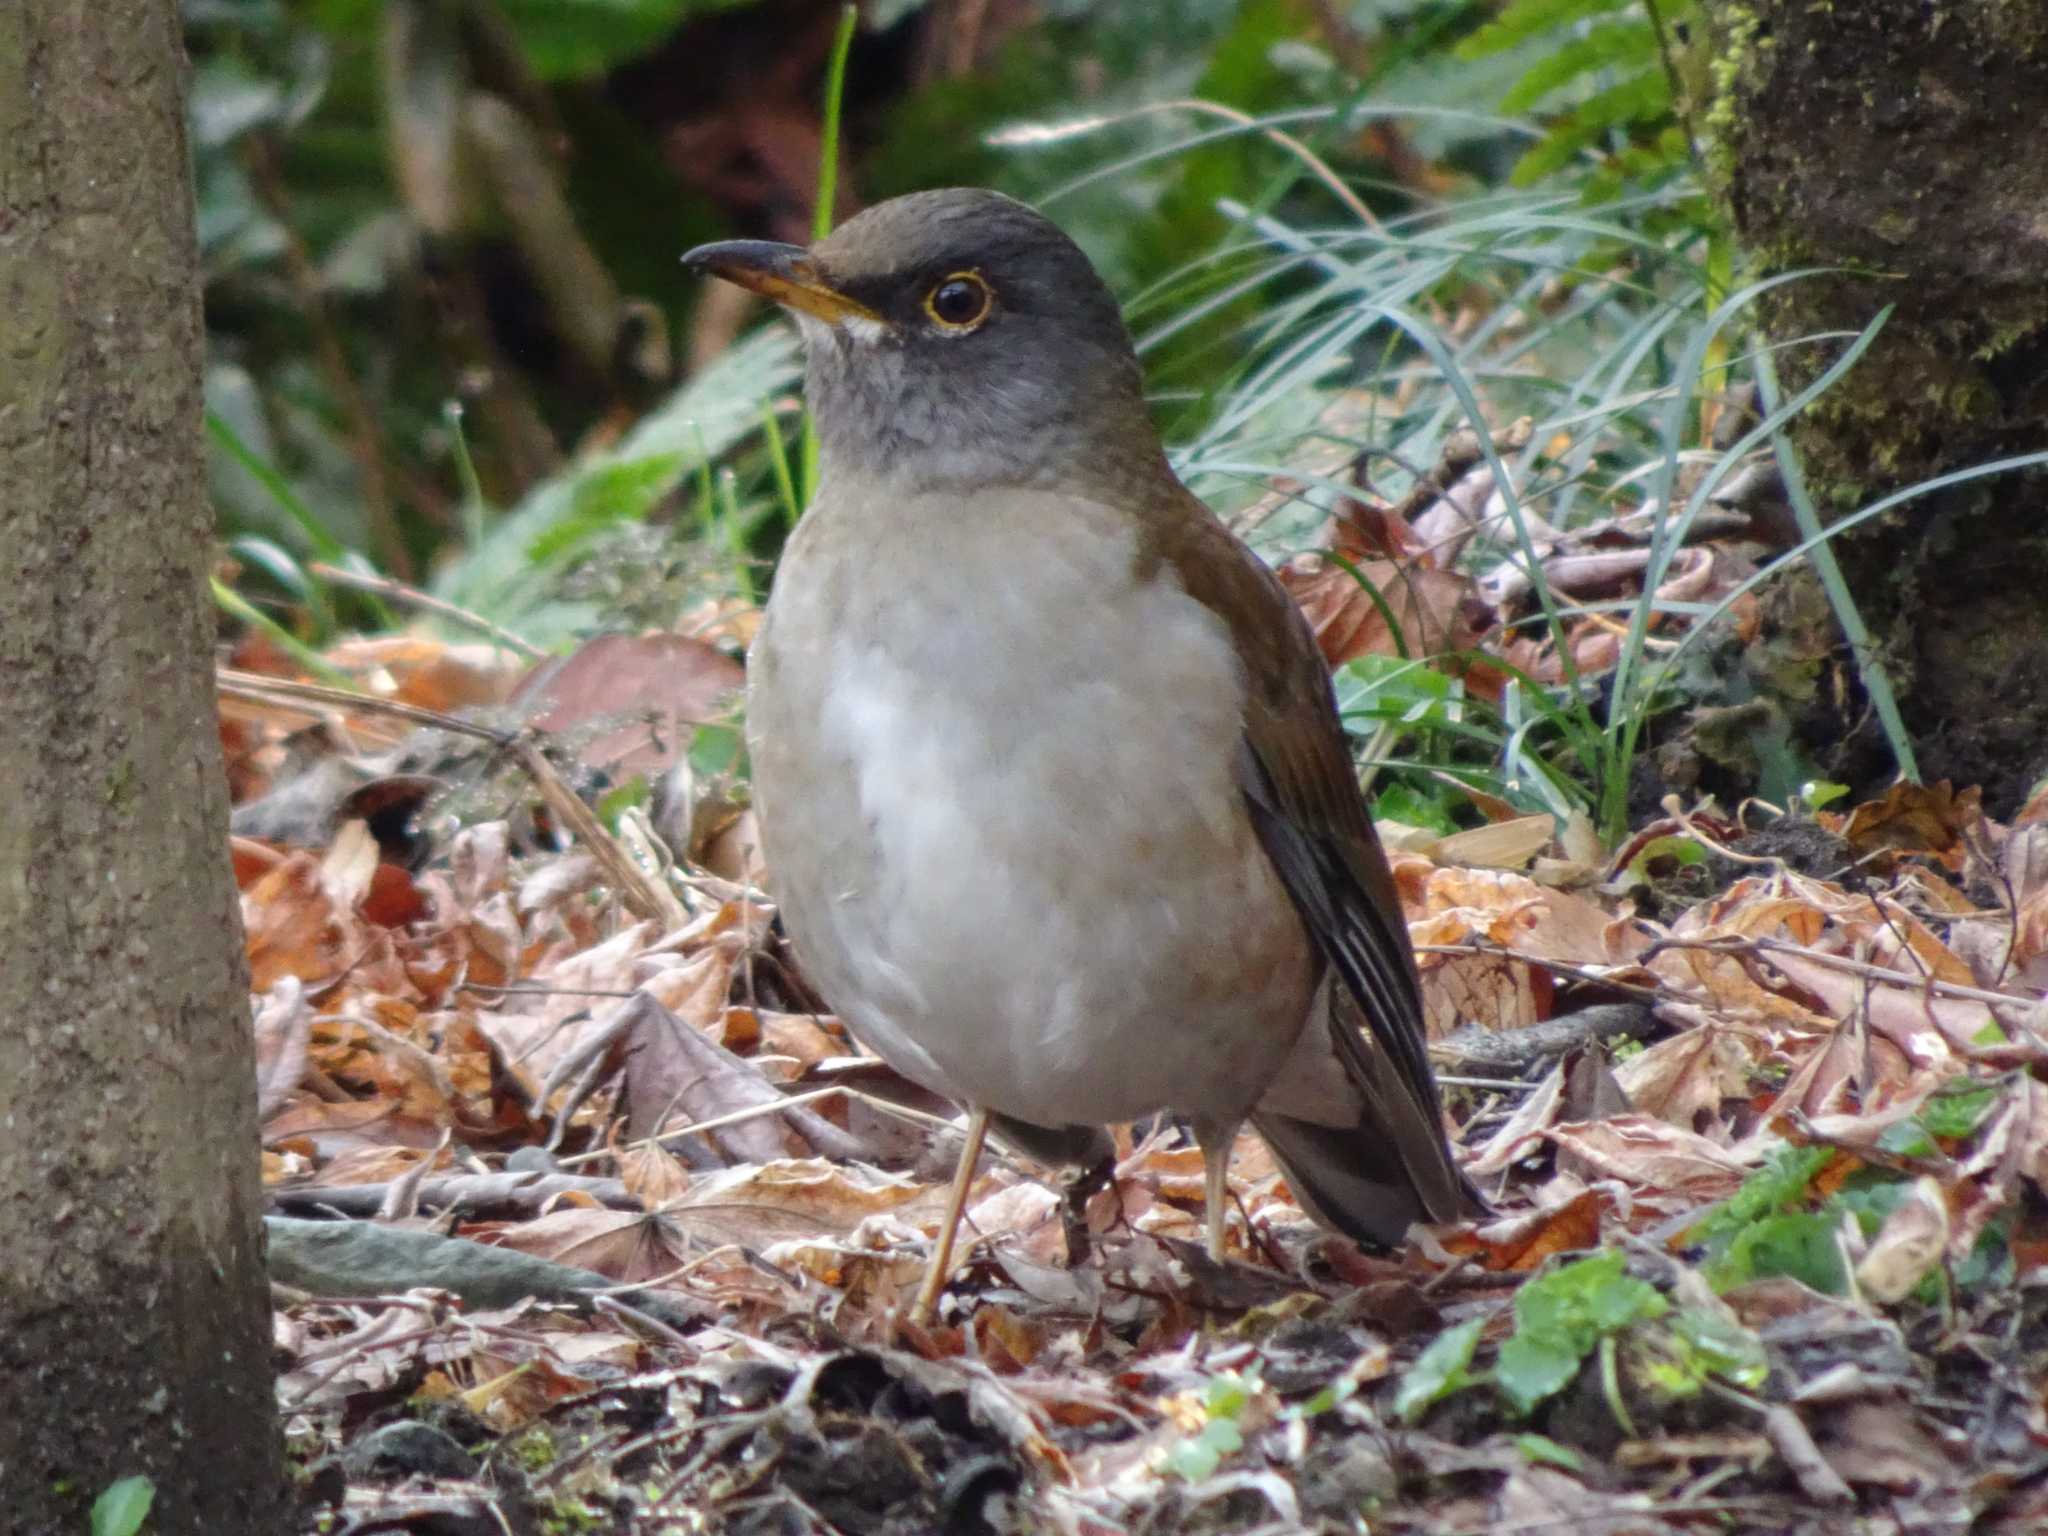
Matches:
[[103, 758, 135, 810], [1699, 2, 1763, 190], [535, 1496, 607, 1535], [510, 1426, 557, 1471], [1981, 0, 2048, 52], [1973, 318, 2047, 362]]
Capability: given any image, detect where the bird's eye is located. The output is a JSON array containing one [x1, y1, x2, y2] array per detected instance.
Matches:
[[923, 272, 992, 330]]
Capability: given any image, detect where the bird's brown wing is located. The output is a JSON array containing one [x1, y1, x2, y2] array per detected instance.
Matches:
[[1152, 492, 1468, 1238]]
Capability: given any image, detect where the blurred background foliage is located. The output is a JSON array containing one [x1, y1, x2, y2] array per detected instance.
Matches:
[[196, 0, 1747, 830]]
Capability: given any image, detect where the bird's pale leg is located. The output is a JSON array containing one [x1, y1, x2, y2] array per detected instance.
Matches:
[[1195, 1117, 1238, 1262], [911, 1105, 990, 1323]]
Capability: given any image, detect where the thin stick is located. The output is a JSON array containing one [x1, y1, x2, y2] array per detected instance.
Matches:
[[511, 739, 686, 929], [912, 1105, 988, 1324], [308, 562, 546, 659], [216, 667, 511, 742], [554, 1083, 971, 1169]]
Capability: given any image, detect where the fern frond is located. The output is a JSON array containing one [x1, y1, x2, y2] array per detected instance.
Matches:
[[1500, 22, 1661, 112], [1511, 67, 1671, 183], [1458, 0, 1642, 60]]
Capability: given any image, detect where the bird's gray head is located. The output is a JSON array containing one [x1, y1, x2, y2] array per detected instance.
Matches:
[[684, 189, 1162, 497]]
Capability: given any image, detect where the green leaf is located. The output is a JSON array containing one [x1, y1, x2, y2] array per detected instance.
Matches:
[[433, 325, 799, 641], [1457, 0, 1641, 59], [1373, 780, 1463, 837], [1517, 1251, 1667, 1338], [1163, 1415, 1244, 1481], [1801, 779, 1850, 810], [1204, 1371, 1254, 1419], [1954, 1217, 2014, 1294], [1834, 1170, 1911, 1238], [1685, 1144, 1836, 1249], [1920, 1083, 1998, 1141], [1623, 833, 1708, 882], [1499, 23, 1660, 113], [597, 775, 651, 831], [1876, 1119, 1937, 1160], [1495, 1330, 1584, 1414], [1508, 68, 1671, 186], [523, 454, 687, 566], [189, 57, 286, 149], [1496, 1251, 1668, 1413], [1515, 1433, 1585, 1471], [1164, 1367, 1259, 1479], [206, 409, 349, 562], [91, 1476, 154, 1536], [1876, 1082, 2000, 1162], [1394, 1316, 1485, 1423], [500, 0, 752, 81], [688, 723, 746, 780], [1708, 1210, 1849, 1294], [1635, 1306, 1769, 1398], [1289, 1384, 1340, 1419], [1334, 656, 1467, 756]]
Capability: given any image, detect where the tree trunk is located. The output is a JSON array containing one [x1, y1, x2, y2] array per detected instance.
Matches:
[[1702, 0, 2048, 813], [0, 3, 283, 1528]]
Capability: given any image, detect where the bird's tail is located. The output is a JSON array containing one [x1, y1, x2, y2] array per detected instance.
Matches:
[[1251, 989, 1479, 1247]]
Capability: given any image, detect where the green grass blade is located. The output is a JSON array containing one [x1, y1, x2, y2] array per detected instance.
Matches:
[[1754, 349, 1920, 784], [800, 3, 859, 503]]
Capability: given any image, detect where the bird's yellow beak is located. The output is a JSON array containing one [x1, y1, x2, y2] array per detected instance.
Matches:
[[682, 240, 885, 329]]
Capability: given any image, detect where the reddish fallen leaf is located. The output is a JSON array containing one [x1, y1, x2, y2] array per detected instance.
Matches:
[[1833, 779, 1983, 870], [1443, 1185, 1606, 1271], [361, 861, 430, 928], [326, 635, 526, 713], [513, 631, 744, 778], [1279, 550, 1475, 670], [1546, 1116, 1751, 1200]]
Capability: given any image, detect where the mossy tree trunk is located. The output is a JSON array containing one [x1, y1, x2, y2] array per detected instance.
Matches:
[[0, 2, 283, 1529], [1702, 0, 2048, 812]]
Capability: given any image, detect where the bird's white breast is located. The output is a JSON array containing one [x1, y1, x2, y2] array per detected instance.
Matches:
[[748, 480, 1315, 1131]]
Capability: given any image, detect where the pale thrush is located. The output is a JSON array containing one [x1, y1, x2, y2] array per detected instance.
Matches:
[[685, 189, 1466, 1320]]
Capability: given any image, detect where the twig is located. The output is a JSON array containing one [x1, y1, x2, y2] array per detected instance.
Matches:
[[458, 982, 641, 998], [1705, 1381, 1854, 1506], [1409, 941, 1663, 1000], [269, 1169, 636, 1218], [217, 666, 511, 743], [555, 1081, 1021, 1182], [1642, 933, 2042, 1017], [510, 737, 686, 928], [308, 562, 547, 658], [1433, 1002, 1660, 1077]]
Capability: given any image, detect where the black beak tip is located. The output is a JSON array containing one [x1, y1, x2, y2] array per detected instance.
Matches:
[[680, 238, 808, 276]]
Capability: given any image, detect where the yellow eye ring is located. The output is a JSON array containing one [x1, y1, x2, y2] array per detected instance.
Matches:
[[924, 271, 993, 330]]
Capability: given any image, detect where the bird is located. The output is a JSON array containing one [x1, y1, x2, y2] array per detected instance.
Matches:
[[684, 188, 1467, 1321]]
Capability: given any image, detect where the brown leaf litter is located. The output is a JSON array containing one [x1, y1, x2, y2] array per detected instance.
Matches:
[[205, 624, 2048, 1533]]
